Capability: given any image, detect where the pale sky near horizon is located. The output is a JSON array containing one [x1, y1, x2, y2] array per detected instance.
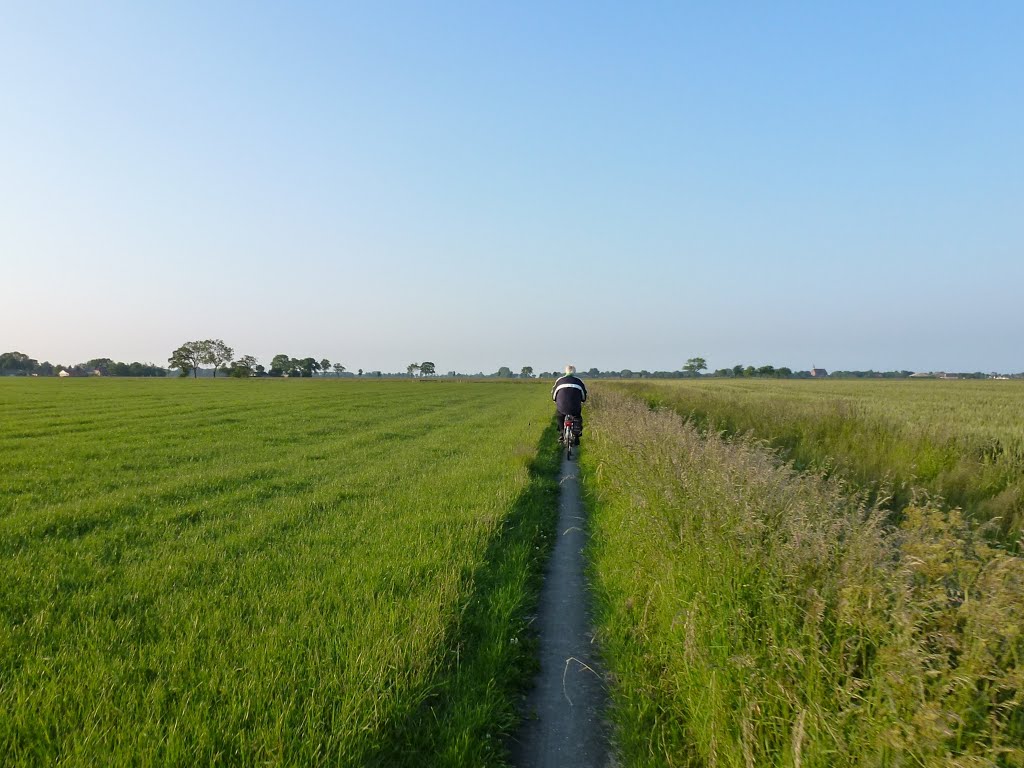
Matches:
[[2, 2, 1022, 374]]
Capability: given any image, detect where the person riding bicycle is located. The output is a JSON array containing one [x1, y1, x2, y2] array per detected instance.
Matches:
[[552, 365, 587, 445]]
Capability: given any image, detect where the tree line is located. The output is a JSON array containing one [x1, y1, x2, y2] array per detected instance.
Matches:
[[5, 347, 1018, 380], [707, 366, 1000, 379], [167, 340, 357, 378], [0, 351, 167, 377]]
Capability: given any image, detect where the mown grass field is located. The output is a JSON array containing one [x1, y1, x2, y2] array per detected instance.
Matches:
[[581, 387, 1024, 767], [0, 378, 560, 766], [612, 379, 1024, 535]]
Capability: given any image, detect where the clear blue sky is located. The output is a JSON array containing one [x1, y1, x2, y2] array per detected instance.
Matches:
[[3, 2, 1022, 373]]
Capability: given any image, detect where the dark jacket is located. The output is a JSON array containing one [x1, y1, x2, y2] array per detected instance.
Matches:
[[552, 375, 588, 415]]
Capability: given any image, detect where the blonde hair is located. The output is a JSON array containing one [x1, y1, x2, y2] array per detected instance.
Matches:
[[565, 365, 576, 375]]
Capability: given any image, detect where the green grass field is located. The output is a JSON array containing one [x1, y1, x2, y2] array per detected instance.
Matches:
[[580, 388, 1024, 767], [8, 376, 1024, 766], [612, 379, 1024, 535], [0, 378, 560, 766]]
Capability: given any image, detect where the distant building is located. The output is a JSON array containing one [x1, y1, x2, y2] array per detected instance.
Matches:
[[909, 371, 961, 379], [58, 370, 71, 377], [810, 366, 828, 378]]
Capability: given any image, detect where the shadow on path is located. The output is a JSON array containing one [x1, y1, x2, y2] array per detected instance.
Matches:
[[362, 424, 563, 766]]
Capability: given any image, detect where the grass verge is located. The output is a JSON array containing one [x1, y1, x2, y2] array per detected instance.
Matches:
[[366, 420, 562, 766], [580, 389, 1024, 767], [611, 379, 1024, 536]]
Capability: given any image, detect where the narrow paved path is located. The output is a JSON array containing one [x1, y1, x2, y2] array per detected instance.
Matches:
[[511, 452, 613, 767]]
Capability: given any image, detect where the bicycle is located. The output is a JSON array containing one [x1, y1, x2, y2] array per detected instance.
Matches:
[[562, 415, 580, 460]]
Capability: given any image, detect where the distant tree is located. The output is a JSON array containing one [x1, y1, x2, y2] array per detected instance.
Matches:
[[419, 361, 436, 376], [620, 369, 633, 378], [0, 351, 38, 375], [37, 361, 54, 376], [320, 358, 331, 376], [407, 363, 420, 377], [298, 358, 319, 377], [254, 364, 266, 376], [168, 341, 210, 378], [743, 365, 756, 378], [231, 355, 258, 377], [587, 368, 600, 377], [732, 364, 744, 377], [207, 340, 234, 377], [521, 366, 534, 378], [357, 368, 363, 376], [333, 363, 346, 376], [777, 366, 793, 378], [270, 354, 291, 377], [684, 357, 708, 375], [86, 358, 115, 375], [497, 366, 512, 378], [757, 365, 776, 377]]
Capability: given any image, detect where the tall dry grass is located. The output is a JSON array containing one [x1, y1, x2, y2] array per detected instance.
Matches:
[[612, 379, 1024, 535], [581, 390, 1024, 767]]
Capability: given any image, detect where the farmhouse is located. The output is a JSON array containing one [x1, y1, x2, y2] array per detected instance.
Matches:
[[810, 366, 828, 378], [58, 370, 71, 377]]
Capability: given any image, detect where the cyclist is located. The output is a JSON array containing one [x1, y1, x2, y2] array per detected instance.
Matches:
[[552, 365, 587, 445]]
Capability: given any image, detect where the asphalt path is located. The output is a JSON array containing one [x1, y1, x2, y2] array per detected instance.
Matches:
[[511, 450, 613, 767]]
